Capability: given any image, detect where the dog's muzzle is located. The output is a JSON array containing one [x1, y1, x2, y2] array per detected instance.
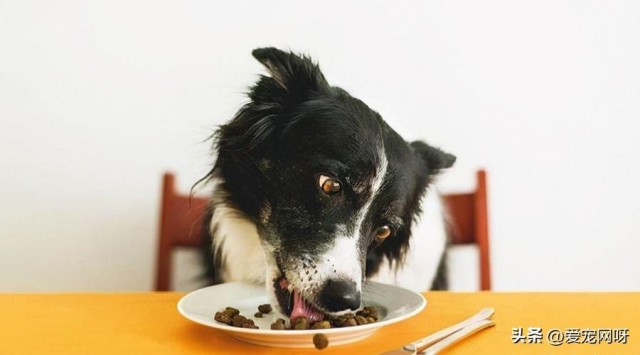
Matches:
[[273, 274, 362, 323]]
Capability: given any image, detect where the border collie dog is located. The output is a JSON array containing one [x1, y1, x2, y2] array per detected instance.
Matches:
[[203, 47, 455, 322]]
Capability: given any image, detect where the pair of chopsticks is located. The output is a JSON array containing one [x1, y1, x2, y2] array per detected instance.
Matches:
[[382, 308, 495, 355]]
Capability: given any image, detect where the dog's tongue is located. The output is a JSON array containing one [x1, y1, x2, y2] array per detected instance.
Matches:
[[290, 288, 325, 324]]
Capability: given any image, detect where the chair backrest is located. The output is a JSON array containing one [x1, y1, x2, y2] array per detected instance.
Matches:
[[442, 170, 491, 290], [155, 173, 209, 291], [155, 170, 491, 291]]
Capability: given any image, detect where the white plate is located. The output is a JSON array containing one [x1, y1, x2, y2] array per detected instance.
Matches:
[[177, 281, 426, 348]]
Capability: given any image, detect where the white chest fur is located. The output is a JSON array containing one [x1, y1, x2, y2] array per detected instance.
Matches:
[[210, 202, 267, 284]]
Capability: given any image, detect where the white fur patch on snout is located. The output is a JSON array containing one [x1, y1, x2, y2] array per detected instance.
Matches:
[[280, 235, 363, 313], [317, 236, 362, 289], [311, 148, 388, 296]]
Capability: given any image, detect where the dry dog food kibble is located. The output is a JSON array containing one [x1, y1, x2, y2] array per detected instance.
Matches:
[[231, 314, 248, 327], [311, 321, 331, 329], [214, 308, 258, 329], [355, 315, 368, 325], [258, 304, 272, 314], [340, 317, 357, 327], [214, 303, 380, 332], [293, 316, 310, 330], [214, 311, 232, 325], [224, 307, 240, 317], [313, 333, 329, 350], [357, 306, 378, 318], [242, 321, 259, 329], [270, 318, 286, 330]]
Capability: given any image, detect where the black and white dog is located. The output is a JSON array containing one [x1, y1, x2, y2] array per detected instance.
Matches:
[[202, 48, 455, 323]]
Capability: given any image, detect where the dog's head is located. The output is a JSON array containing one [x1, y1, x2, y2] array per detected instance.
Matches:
[[213, 48, 454, 321]]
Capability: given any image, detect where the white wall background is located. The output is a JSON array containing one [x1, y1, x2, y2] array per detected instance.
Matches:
[[1, 0, 639, 291]]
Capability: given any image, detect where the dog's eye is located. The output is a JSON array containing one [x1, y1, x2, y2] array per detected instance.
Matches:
[[375, 225, 392, 240], [319, 175, 341, 194]]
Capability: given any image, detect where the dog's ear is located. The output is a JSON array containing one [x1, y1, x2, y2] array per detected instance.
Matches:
[[251, 47, 329, 104], [216, 48, 328, 170], [410, 141, 456, 172]]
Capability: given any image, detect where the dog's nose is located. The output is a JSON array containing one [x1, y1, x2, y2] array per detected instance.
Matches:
[[320, 279, 361, 312]]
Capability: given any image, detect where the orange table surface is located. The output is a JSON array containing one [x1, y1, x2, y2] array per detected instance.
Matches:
[[1, 292, 639, 354]]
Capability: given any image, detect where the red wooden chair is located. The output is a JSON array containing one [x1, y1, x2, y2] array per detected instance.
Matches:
[[442, 170, 491, 290], [154, 173, 209, 291]]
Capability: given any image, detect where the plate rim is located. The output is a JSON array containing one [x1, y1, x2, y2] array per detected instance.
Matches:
[[177, 281, 427, 335]]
